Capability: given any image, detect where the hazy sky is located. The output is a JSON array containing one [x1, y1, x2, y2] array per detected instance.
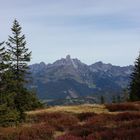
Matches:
[[0, 0, 140, 66]]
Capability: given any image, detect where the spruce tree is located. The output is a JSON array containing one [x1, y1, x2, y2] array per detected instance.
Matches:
[[6, 20, 31, 120], [6, 20, 31, 89], [6, 20, 43, 121], [0, 20, 43, 125], [129, 52, 140, 101]]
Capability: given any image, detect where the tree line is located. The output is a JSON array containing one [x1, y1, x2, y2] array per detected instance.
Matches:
[[0, 20, 43, 126]]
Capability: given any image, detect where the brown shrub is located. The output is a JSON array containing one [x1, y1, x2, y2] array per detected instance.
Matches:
[[77, 112, 97, 121], [56, 134, 84, 140], [0, 127, 18, 140], [86, 127, 140, 140], [69, 125, 92, 137], [114, 112, 140, 121], [85, 112, 140, 126], [51, 114, 79, 131], [85, 113, 114, 126], [106, 103, 140, 112], [29, 112, 79, 131], [100, 128, 140, 140], [118, 119, 140, 129], [16, 123, 54, 140], [69, 123, 106, 138]]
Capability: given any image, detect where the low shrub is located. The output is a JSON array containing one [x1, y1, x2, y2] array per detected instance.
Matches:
[[85, 113, 114, 126], [29, 112, 79, 131], [69, 124, 106, 138], [56, 134, 84, 140], [16, 123, 54, 140], [118, 119, 140, 129], [85, 127, 140, 140], [0, 127, 18, 140], [77, 112, 97, 121], [114, 112, 140, 121], [106, 103, 140, 112], [0, 123, 54, 140]]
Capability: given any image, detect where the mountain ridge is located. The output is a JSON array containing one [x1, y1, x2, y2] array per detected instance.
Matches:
[[29, 55, 133, 104]]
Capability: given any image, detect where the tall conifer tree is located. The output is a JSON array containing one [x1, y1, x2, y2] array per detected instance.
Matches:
[[0, 20, 43, 125], [129, 52, 140, 101], [6, 20, 31, 89], [6, 20, 31, 119]]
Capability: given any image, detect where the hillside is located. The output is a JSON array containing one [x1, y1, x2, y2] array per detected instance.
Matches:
[[29, 55, 133, 104], [1, 102, 140, 140]]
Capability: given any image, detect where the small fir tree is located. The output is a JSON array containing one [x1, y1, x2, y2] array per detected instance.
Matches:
[[129, 52, 140, 101]]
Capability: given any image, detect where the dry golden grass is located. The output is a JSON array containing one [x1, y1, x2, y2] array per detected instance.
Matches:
[[54, 131, 66, 138], [27, 104, 109, 115]]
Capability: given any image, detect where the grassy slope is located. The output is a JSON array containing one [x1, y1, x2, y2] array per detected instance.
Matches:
[[27, 104, 109, 115], [0, 102, 140, 140]]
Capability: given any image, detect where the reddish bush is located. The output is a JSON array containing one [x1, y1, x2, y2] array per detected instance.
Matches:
[[86, 128, 140, 140], [69, 123, 106, 138], [69, 125, 92, 137], [86, 133, 101, 140], [29, 112, 79, 131], [16, 123, 54, 140], [51, 114, 79, 131], [106, 103, 140, 112], [114, 112, 140, 121], [85, 112, 140, 126], [56, 134, 84, 140], [0, 127, 18, 140], [0, 123, 54, 140], [101, 128, 140, 140], [85, 114, 114, 126], [118, 119, 140, 129], [77, 112, 97, 121]]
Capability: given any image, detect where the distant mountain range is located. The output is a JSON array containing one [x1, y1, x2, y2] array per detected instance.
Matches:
[[29, 55, 133, 104]]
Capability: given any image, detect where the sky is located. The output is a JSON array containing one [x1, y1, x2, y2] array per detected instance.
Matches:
[[0, 0, 140, 66]]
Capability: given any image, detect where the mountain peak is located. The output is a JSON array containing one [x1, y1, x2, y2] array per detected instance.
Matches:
[[66, 55, 71, 60], [39, 62, 46, 66]]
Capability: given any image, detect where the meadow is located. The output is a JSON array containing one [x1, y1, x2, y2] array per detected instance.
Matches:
[[0, 102, 140, 140]]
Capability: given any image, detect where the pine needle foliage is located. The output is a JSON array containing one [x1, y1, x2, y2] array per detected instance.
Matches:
[[6, 20, 31, 88]]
